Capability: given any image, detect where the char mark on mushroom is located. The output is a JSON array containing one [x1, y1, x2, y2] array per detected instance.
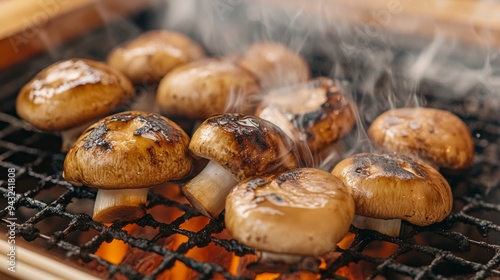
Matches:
[[132, 114, 182, 142], [353, 154, 427, 180], [83, 124, 111, 150], [207, 114, 270, 151], [291, 80, 350, 130], [105, 112, 184, 142], [275, 169, 301, 185], [246, 177, 269, 190]]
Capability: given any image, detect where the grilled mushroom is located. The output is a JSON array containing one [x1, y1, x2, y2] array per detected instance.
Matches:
[[237, 42, 310, 90], [16, 58, 135, 152], [107, 30, 206, 84], [182, 114, 300, 218], [156, 58, 261, 120], [225, 168, 354, 272], [331, 153, 453, 237], [255, 77, 356, 168], [368, 107, 474, 170], [63, 111, 192, 223]]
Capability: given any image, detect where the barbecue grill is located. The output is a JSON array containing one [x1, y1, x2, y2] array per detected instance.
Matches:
[[1, 1, 500, 279]]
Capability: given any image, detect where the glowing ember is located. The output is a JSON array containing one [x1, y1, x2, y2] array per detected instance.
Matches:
[[95, 224, 136, 265]]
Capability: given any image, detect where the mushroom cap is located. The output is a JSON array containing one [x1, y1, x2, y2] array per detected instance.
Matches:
[[63, 111, 192, 189], [255, 77, 356, 152], [225, 168, 355, 256], [156, 58, 261, 120], [238, 42, 310, 90], [331, 153, 453, 226], [368, 107, 474, 170], [107, 30, 206, 84], [189, 114, 300, 181], [16, 58, 135, 131]]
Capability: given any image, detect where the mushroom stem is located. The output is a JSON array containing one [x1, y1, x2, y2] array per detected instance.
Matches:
[[93, 188, 149, 223], [352, 214, 402, 237], [248, 251, 319, 273], [60, 119, 96, 152], [182, 160, 237, 218]]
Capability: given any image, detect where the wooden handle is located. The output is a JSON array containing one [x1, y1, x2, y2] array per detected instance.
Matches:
[[0, 0, 158, 70], [0, 239, 101, 280]]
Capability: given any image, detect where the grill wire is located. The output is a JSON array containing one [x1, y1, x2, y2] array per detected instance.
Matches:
[[1, 14, 500, 280]]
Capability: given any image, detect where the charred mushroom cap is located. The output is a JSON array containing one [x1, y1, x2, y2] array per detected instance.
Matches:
[[64, 111, 192, 188], [182, 114, 300, 218], [368, 107, 474, 170], [225, 168, 354, 256], [332, 153, 453, 227], [255, 77, 356, 165], [237, 42, 310, 90], [16, 58, 134, 132], [156, 58, 261, 120], [63, 111, 192, 222], [189, 114, 299, 180], [107, 30, 206, 84]]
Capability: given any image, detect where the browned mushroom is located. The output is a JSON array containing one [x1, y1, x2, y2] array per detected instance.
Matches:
[[156, 58, 261, 121], [182, 114, 300, 218], [225, 168, 354, 272], [368, 107, 474, 170], [107, 30, 206, 84], [255, 77, 356, 168], [237, 42, 310, 91], [16, 58, 135, 152], [63, 111, 192, 223], [331, 153, 453, 237]]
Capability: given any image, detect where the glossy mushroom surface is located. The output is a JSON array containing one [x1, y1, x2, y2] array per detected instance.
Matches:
[[238, 42, 310, 90], [182, 114, 300, 218], [368, 107, 474, 170], [156, 58, 260, 120], [107, 30, 206, 84], [332, 153, 453, 230], [16, 58, 135, 151], [63, 111, 192, 222], [16, 58, 134, 131], [226, 168, 354, 257]]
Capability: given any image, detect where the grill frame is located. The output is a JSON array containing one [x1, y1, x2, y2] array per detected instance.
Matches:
[[1, 8, 500, 280]]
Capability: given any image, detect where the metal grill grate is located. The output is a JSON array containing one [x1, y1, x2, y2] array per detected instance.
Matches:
[[1, 16, 500, 280]]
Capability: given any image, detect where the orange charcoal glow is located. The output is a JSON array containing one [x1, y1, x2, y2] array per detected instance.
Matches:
[[229, 255, 241, 276], [336, 234, 398, 279], [95, 224, 136, 264], [337, 232, 355, 250], [256, 273, 281, 280], [150, 183, 233, 279]]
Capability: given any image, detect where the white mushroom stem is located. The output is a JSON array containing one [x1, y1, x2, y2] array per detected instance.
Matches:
[[60, 119, 97, 152], [182, 160, 238, 218], [352, 214, 402, 237], [93, 188, 149, 223]]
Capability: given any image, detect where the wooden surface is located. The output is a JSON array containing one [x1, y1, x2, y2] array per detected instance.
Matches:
[[260, 0, 500, 48], [1, 0, 498, 70], [0, 0, 158, 70], [0, 239, 101, 280]]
